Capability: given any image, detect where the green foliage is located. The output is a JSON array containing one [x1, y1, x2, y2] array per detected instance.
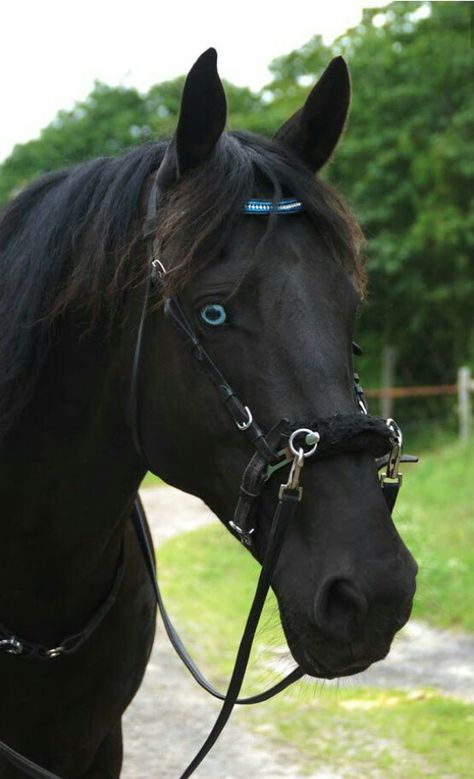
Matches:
[[328, 1, 474, 387], [261, 2, 474, 387], [0, 83, 150, 201], [0, 77, 264, 202], [1, 1, 472, 394], [397, 436, 474, 630]]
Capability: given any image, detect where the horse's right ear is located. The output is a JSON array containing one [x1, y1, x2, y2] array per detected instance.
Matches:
[[273, 57, 351, 172], [157, 48, 227, 188]]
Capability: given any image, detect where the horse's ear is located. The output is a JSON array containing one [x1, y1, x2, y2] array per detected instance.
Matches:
[[273, 57, 351, 172], [174, 47, 227, 176]]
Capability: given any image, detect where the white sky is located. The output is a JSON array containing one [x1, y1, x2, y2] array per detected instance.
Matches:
[[0, 0, 392, 162]]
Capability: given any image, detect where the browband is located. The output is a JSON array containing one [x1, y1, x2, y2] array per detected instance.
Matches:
[[242, 198, 304, 215]]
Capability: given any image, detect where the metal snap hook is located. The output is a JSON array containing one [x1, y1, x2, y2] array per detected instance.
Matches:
[[385, 418, 403, 480], [386, 418, 403, 448]]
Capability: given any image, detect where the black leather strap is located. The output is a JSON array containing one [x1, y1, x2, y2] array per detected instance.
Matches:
[[132, 496, 303, 707], [0, 549, 125, 778], [0, 741, 62, 779], [0, 548, 125, 661], [380, 479, 401, 513], [178, 488, 302, 778], [163, 296, 277, 462]]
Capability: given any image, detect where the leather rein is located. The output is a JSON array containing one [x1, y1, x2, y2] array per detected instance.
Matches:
[[0, 185, 416, 779]]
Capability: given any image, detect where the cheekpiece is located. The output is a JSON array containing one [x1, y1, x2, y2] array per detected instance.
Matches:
[[243, 198, 304, 215]]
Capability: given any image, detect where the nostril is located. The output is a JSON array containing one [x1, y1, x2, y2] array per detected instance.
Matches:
[[314, 577, 368, 642]]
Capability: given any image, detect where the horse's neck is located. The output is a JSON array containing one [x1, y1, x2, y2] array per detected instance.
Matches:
[[0, 316, 144, 639]]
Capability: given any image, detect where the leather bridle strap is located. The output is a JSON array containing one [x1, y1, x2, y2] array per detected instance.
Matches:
[[0, 548, 126, 779], [132, 496, 303, 706], [163, 295, 277, 462], [0, 742, 61, 779], [178, 486, 302, 778], [0, 549, 125, 661]]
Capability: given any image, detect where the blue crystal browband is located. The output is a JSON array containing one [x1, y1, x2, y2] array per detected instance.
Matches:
[[243, 198, 304, 215]]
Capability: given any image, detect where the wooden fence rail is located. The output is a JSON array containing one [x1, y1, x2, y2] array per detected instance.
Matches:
[[365, 385, 458, 399], [363, 366, 474, 440]]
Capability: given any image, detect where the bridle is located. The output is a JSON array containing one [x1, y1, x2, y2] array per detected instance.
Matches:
[[0, 186, 417, 779], [127, 188, 416, 777]]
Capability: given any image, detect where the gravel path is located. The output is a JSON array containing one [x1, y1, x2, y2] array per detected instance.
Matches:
[[121, 486, 474, 778]]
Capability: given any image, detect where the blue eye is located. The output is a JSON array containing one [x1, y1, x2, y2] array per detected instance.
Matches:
[[199, 303, 228, 327]]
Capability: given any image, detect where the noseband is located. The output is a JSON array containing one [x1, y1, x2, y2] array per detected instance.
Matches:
[[0, 190, 416, 779]]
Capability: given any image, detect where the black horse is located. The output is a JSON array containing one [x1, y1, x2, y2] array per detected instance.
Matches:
[[0, 49, 417, 777]]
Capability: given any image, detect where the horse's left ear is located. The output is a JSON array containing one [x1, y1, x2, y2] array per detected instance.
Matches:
[[273, 56, 351, 172]]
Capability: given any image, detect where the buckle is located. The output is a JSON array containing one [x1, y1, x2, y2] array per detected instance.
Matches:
[[0, 638, 23, 655], [228, 521, 255, 547], [45, 646, 65, 659]]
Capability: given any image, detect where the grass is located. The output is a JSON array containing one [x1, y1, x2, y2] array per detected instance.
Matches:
[[251, 687, 474, 778], [397, 436, 474, 630], [158, 522, 474, 777], [141, 471, 162, 488], [155, 436, 474, 777]]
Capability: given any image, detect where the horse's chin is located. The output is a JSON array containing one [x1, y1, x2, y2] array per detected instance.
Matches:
[[293, 648, 372, 680], [281, 620, 389, 680]]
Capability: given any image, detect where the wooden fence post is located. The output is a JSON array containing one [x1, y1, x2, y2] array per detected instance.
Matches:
[[458, 366, 472, 440], [381, 346, 397, 419]]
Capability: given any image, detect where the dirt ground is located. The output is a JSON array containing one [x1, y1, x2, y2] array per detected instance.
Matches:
[[121, 486, 474, 779]]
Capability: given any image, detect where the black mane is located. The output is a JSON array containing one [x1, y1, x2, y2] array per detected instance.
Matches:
[[0, 132, 364, 443]]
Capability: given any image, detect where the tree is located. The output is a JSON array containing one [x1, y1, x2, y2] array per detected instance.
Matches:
[[1, 2, 472, 395], [0, 78, 268, 202], [264, 2, 474, 388]]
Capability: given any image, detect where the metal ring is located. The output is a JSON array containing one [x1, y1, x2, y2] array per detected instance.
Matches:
[[289, 428, 320, 458], [236, 406, 253, 431]]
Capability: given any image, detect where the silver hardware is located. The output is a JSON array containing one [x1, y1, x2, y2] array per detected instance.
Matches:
[[151, 258, 167, 277], [279, 449, 305, 501], [0, 638, 23, 655], [289, 428, 320, 458], [387, 418, 403, 447], [229, 520, 255, 547], [386, 418, 403, 479], [236, 406, 253, 431], [45, 646, 65, 659], [358, 396, 368, 414]]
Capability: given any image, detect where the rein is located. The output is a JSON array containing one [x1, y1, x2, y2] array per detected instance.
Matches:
[[0, 191, 416, 779]]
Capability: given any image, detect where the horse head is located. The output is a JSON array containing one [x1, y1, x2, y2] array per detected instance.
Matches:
[[135, 49, 417, 679]]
